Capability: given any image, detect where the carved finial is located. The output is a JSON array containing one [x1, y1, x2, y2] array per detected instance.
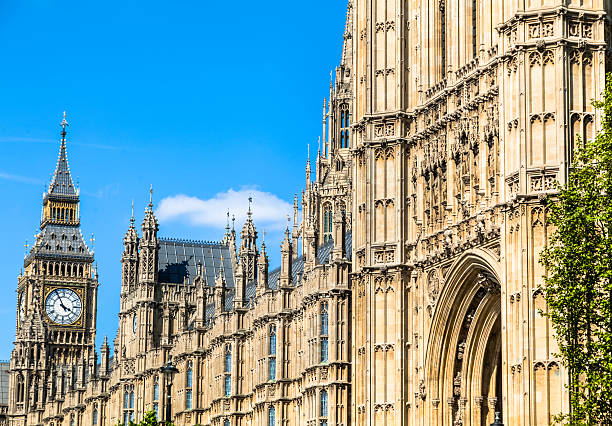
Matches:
[[232, 214, 236, 231], [24, 240, 29, 258], [90, 233, 95, 253], [248, 196, 253, 215], [130, 200, 134, 224], [262, 228, 266, 244], [61, 111, 69, 142], [149, 184, 154, 207]]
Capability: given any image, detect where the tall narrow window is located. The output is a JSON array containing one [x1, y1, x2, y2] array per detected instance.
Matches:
[[224, 420, 230, 426], [93, 404, 98, 425], [321, 302, 329, 363], [153, 376, 159, 419], [323, 204, 333, 243], [16, 374, 24, 403], [269, 325, 277, 381], [70, 414, 75, 426], [123, 384, 134, 425], [321, 389, 328, 417], [340, 104, 350, 148], [224, 344, 232, 396], [268, 406, 276, 426], [186, 361, 193, 410]]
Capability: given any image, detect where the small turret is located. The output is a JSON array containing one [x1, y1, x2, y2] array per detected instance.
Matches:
[[234, 261, 245, 310], [279, 227, 293, 310], [100, 337, 109, 376], [257, 230, 269, 297], [121, 203, 139, 296], [214, 255, 227, 316], [292, 195, 299, 260], [239, 198, 258, 282], [280, 227, 292, 288], [139, 187, 159, 284], [194, 261, 208, 328]]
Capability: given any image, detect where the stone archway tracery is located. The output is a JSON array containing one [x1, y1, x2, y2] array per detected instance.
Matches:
[[425, 249, 503, 426]]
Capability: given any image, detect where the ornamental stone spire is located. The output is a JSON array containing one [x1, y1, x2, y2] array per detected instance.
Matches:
[[239, 198, 258, 282]]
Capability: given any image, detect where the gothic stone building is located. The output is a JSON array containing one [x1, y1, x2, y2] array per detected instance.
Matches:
[[8, 0, 612, 425]]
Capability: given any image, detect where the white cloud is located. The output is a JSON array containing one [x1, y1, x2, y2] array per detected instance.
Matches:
[[157, 188, 294, 231], [0, 171, 45, 185]]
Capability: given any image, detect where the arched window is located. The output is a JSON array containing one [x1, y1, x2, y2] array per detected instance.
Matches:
[[93, 404, 99, 425], [268, 405, 276, 426], [340, 104, 350, 149], [153, 376, 159, 418], [321, 302, 329, 363], [323, 204, 333, 243], [224, 420, 230, 426], [225, 345, 232, 373], [123, 384, 134, 425], [185, 361, 193, 410], [16, 374, 24, 403], [70, 414, 75, 426], [224, 344, 232, 397], [320, 389, 328, 417], [32, 375, 39, 406], [269, 325, 277, 381]]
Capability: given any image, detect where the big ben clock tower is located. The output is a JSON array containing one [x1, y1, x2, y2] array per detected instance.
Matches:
[[8, 114, 99, 426]]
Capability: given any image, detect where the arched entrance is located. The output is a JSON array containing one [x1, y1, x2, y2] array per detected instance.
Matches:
[[425, 250, 503, 426]]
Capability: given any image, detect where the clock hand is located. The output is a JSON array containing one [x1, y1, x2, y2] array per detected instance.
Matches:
[[59, 300, 71, 312]]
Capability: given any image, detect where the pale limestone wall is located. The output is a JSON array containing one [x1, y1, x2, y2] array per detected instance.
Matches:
[[351, 0, 609, 425]]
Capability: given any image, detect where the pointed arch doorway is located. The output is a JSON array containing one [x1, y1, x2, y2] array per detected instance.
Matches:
[[426, 250, 503, 426]]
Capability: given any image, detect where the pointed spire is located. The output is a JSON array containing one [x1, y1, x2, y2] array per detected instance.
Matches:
[[148, 184, 154, 210], [322, 98, 327, 157], [257, 228, 269, 296], [340, 1, 354, 68], [240, 197, 258, 281], [142, 185, 158, 231], [218, 254, 225, 281], [48, 112, 77, 197]]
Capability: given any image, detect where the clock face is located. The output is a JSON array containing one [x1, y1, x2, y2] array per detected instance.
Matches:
[[45, 288, 82, 325]]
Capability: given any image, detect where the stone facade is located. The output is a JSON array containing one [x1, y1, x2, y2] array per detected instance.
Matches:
[[8, 1, 612, 425]]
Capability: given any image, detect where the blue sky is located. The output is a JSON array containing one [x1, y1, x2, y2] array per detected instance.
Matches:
[[0, 0, 348, 359]]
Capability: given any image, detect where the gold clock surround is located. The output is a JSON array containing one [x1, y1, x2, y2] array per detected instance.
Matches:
[[42, 285, 85, 328]]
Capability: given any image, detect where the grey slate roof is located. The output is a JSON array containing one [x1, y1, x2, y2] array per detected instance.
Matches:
[[30, 224, 93, 261], [48, 141, 77, 197], [157, 238, 235, 287], [173, 231, 352, 321]]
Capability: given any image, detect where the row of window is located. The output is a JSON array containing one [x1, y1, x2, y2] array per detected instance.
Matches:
[[117, 309, 329, 420]]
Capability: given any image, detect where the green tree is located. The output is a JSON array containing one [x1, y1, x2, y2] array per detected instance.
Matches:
[[116, 411, 174, 426], [541, 73, 612, 425]]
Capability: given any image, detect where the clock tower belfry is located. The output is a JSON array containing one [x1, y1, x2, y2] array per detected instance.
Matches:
[[8, 114, 99, 426]]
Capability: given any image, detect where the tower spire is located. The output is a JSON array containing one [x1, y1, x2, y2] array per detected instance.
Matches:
[[48, 112, 77, 197]]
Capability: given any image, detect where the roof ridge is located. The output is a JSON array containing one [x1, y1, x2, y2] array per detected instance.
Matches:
[[159, 236, 224, 246]]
